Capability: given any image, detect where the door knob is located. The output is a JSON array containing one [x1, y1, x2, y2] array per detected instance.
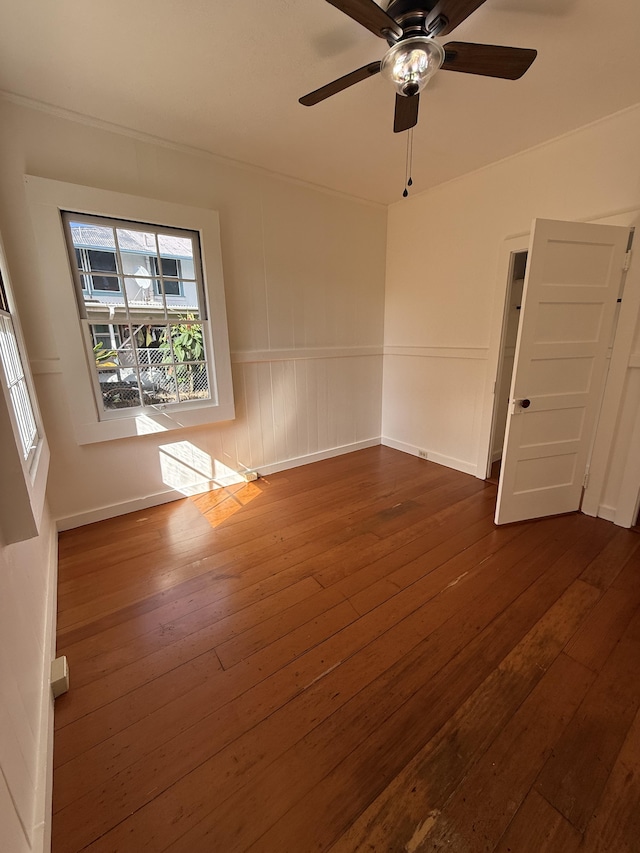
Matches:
[[519, 399, 531, 408]]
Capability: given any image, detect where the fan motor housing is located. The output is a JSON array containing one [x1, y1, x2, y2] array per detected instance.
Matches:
[[385, 0, 448, 44]]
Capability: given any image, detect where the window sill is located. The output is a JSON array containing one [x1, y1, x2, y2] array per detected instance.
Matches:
[[74, 399, 236, 444]]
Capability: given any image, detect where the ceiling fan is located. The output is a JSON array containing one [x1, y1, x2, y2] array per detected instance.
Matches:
[[299, 0, 537, 132]]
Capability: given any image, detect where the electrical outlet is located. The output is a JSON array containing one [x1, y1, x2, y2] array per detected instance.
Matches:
[[243, 471, 258, 482], [418, 449, 429, 460]]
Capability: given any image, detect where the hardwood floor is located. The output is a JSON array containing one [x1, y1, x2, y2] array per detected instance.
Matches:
[[52, 446, 640, 852]]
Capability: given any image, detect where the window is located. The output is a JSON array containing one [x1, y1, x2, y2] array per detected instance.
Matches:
[[0, 270, 39, 466], [63, 212, 212, 415], [75, 247, 120, 293], [0, 231, 49, 544], [151, 257, 183, 297], [25, 176, 234, 445]]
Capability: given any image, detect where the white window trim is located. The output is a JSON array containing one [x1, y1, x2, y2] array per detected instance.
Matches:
[[25, 176, 235, 445], [0, 231, 50, 544]]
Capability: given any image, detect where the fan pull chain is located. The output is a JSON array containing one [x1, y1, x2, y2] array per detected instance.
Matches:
[[403, 128, 414, 198]]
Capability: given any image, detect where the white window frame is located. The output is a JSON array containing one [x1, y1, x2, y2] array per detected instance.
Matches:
[[25, 176, 235, 445], [62, 212, 213, 419], [0, 232, 50, 544]]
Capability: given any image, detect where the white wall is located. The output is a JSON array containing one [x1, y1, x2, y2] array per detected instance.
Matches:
[[0, 96, 386, 526], [383, 103, 640, 519], [0, 513, 57, 853]]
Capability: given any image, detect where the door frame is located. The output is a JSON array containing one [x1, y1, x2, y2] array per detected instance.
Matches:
[[479, 231, 530, 479], [579, 211, 639, 521], [478, 211, 640, 525], [484, 249, 527, 477]]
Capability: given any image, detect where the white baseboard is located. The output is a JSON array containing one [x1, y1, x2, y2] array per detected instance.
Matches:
[[56, 439, 383, 530], [597, 504, 617, 523], [56, 488, 182, 531], [255, 438, 381, 476], [381, 437, 478, 477], [32, 518, 58, 853]]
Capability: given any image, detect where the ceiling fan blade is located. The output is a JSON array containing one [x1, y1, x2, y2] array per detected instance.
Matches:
[[326, 0, 402, 40], [442, 42, 537, 79], [394, 93, 419, 133], [426, 0, 488, 36], [299, 62, 382, 106]]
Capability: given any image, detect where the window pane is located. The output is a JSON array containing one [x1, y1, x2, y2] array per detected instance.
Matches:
[[115, 228, 157, 255], [159, 279, 182, 297], [90, 326, 119, 367], [127, 261, 155, 296], [176, 363, 209, 402], [178, 257, 196, 280], [166, 322, 205, 364], [0, 270, 9, 312], [0, 314, 39, 460], [139, 366, 178, 404], [98, 370, 141, 409], [9, 380, 38, 457], [68, 221, 116, 250], [158, 233, 193, 264]]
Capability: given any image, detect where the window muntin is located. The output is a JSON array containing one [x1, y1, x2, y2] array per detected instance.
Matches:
[[63, 212, 213, 415], [0, 271, 39, 466]]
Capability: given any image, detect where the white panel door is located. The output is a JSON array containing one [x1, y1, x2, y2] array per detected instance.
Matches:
[[495, 218, 629, 525]]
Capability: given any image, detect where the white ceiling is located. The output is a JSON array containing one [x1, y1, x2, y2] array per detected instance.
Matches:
[[1, 0, 640, 205]]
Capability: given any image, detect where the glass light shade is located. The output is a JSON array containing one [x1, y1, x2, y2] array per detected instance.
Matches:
[[380, 36, 444, 97]]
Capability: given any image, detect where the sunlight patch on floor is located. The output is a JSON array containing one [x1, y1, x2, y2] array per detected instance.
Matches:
[[158, 440, 264, 527]]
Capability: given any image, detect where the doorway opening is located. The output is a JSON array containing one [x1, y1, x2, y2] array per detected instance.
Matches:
[[486, 250, 527, 483]]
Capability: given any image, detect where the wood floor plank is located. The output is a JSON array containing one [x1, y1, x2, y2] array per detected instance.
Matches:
[[493, 789, 582, 853], [55, 490, 496, 733], [53, 598, 360, 815], [565, 583, 640, 672], [57, 478, 490, 671], [53, 516, 533, 848], [104, 519, 596, 852], [50, 449, 640, 853], [56, 456, 414, 588], [56, 520, 370, 660], [58, 518, 568, 852], [54, 574, 325, 727], [578, 528, 640, 590], [55, 465, 476, 630], [398, 653, 593, 852], [224, 553, 602, 853], [328, 579, 601, 853], [53, 508, 500, 770], [313, 487, 496, 590], [347, 514, 506, 615], [534, 602, 640, 833], [214, 584, 353, 670], [580, 706, 640, 852], [58, 532, 366, 690]]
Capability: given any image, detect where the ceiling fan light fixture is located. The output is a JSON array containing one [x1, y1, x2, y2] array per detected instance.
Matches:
[[381, 36, 444, 97]]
